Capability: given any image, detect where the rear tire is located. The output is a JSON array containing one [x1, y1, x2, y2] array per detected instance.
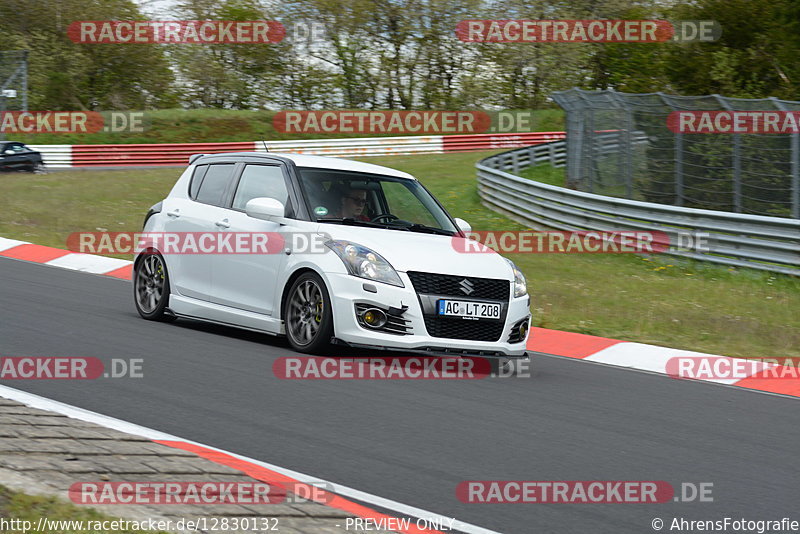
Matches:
[[133, 252, 176, 322], [283, 272, 334, 354]]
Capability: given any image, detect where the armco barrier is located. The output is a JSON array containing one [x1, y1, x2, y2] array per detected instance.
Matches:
[[441, 132, 565, 152], [28, 145, 72, 168], [255, 135, 443, 158], [477, 140, 800, 276], [32, 132, 566, 168], [71, 141, 256, 167]]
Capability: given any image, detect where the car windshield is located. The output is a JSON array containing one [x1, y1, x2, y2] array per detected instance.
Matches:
[[297, 167, 458, 235]]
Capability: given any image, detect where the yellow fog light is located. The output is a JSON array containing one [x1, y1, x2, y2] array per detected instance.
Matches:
[[362, 308, 387, 328]]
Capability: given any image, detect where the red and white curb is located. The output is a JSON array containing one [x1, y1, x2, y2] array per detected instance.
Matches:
[[0, 237, 132, 280], [528, 328, 800, 399], [0, 384, 487, 534], [31, 133, 567, 168], [1, 236, 797, 399]]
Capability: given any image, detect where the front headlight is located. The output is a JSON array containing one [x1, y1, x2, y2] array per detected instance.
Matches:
[[326, 240, 404, 287], [505, 258, 527, 298]]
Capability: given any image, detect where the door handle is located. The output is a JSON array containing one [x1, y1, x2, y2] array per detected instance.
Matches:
[[166, 209, 181, 218], [215, 219, 230, 229]]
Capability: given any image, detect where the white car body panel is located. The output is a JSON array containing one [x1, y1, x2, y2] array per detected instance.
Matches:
[[138, 153, 531, 357], [209, 210, 287, 315]]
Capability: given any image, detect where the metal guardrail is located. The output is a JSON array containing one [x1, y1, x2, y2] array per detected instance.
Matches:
[[28, 144, 71, 168], [477, 140, 800, 276]]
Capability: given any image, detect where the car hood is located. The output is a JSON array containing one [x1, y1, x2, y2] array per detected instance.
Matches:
[[317, 224, 513, 279]]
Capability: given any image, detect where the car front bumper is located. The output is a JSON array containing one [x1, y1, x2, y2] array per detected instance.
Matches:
[[324, 271, 531, 358]]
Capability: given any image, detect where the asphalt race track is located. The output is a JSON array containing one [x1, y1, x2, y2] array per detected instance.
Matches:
[[2, 256, 798, 534]]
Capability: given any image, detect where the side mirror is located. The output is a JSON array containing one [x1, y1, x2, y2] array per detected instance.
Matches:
[[245, 197, 285, 221], [3, 150, 14, 155], [454, 217, 471, 233]]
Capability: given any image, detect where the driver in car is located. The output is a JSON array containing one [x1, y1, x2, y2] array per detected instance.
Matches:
[[337, 186, 370, 221]]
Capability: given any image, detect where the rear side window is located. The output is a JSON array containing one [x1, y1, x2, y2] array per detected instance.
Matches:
[[195, 164, 234, 206], [232, 165, 289, 212], [189, 165, 207, 199]]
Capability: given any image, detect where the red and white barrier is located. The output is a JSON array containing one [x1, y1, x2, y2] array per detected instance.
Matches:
[[30, 132, 566, 168]]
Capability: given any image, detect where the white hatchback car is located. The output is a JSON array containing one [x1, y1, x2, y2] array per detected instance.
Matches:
[[134, 152, 531, 363]]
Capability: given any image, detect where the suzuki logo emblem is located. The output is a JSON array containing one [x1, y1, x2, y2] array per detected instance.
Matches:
[[459, 279, 475, 295]]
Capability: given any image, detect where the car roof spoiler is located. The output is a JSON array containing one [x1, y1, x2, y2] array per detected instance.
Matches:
[[189, 153, 205, 164]]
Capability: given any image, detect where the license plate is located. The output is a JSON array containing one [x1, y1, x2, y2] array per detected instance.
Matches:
[[437, 300, 501, 320]]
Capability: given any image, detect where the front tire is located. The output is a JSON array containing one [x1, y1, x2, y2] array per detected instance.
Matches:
[[283, 272, 333, 354], [133, 252, 176, 322]]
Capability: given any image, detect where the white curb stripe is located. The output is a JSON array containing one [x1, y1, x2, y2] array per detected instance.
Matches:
[[585, 342, 778, 385], [0, 238, 28, 252], [45, 253, 133, 274]]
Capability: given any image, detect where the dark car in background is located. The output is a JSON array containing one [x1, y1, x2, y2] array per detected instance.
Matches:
[[0, 141, 44, 172]]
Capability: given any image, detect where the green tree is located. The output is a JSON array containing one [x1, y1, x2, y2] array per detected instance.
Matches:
[[169, 0, 285, 108], [666, 0, 799, 99], [0, 0, 177, 110]]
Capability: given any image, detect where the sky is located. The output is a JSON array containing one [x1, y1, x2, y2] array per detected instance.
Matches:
[[134, 0, 177, 18]]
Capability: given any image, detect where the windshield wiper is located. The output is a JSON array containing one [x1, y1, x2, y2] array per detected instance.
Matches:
[[383, 222, 454, 236], [318, 217, 453, 235], [407, 224, 455, 236], [317, 217, 388, 229]]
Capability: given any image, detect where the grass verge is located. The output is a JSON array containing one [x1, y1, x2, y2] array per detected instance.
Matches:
[[0, 151, 797, 358], [517, 163, 566, 187], [0, 484, 164, 534]]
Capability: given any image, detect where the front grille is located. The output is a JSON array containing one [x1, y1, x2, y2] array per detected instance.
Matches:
[[407, 272, 510, 301], [422, 317, 505, 342]]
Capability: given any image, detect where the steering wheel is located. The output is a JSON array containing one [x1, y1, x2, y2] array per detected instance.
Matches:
[[371, 214, 399, 223]]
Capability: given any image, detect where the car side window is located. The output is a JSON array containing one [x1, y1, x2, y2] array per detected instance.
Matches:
[[189, 165, 208, 200], [195, 163, 234, 206], [6, 143, 24, 153], [232, 164, 289, 212]]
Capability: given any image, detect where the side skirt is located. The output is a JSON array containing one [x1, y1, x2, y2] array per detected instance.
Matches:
[[168, 294, 285, 336]]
